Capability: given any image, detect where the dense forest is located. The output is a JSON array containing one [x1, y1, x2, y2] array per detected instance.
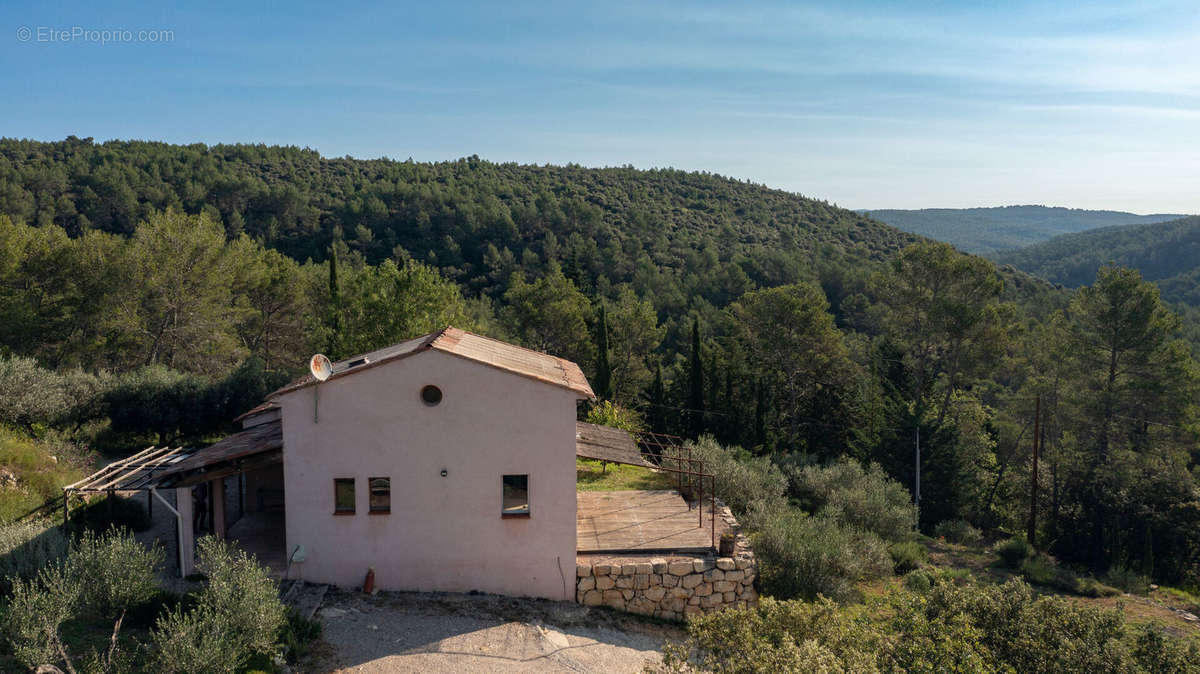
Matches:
[[866, 205, 1186, 254], [995, 215, 1200, 351], [1, 137, 1198, 591], [995, 215, 1200, 298]]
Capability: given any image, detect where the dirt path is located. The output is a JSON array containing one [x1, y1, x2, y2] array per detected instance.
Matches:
[[307, 589, 680, 673]]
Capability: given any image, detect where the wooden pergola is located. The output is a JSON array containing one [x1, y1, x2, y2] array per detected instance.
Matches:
[[63, 445, 196, 573], [64, 445, 194, 497], [62, 420, 283, 576]]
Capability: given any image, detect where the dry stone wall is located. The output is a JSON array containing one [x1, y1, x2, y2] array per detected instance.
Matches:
[[574, 501, 757, 620]]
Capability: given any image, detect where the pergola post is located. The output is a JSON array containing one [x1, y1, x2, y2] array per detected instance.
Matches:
[[211, 478, 226, 540], [175, 486, 195, 577]]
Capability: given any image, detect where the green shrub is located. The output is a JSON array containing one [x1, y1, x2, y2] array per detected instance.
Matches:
[[104, 359, 289, 445], [74, 493, 153, 533], [151, 537, 286, 673], [152, 607, 245, 674], [2, 528, 160, 672], [656, 596, 883, 673], [1019, 554, 1056, 585], [888, 540, 927, 574], [749, 506, 891, 602], [1105, 563, 1151, 595], [0, 520, 69, 593], [279, 608, 323, 663], [2, 561, 80, 671], [933, 519, 983, 546], [935, 567, 973, 583], [1073, 577, 1123, 598], [584, 400, 645, 432], [912, 578, 1135, 673], [901, 567, 972, 595], [904, 569, 934, 593], [68, 528, 162, 615], [0, 355, 72, 430], [1130, 623, 1200, 673], [652, 577, 1200, 674], [788, 457, 915, 542], [104, 366, 208, 443], [995, 535, 1032, 569], [686, 436, 788, 516]]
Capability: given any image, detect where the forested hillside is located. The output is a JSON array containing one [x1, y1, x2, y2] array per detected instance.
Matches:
[[994, 216, 1200, 350], [0, 136, 914, 281], [995, 215, 1200, 295], [1, 138, 1198, 593], [864, 205, 1186, 254]]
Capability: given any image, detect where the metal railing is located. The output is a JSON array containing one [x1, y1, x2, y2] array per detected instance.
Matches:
[[635, 431, 717, 551]]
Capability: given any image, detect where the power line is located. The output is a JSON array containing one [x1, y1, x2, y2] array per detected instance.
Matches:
[[635, 401, 1190, 435]]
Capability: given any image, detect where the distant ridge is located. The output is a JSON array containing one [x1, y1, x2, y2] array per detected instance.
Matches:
[[859, 205, 1188, 254]]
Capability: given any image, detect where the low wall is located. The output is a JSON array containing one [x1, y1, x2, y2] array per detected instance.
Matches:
[[574, 501, 757, 620]]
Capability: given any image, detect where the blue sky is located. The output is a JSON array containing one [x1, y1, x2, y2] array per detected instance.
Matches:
[[2, 1, 1198, 212]]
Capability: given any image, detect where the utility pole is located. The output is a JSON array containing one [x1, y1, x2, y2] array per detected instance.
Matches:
[[914, 424, 920, 531], [1027, 395, 1040, 547]]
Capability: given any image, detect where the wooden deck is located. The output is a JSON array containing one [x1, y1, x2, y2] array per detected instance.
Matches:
[[577, 490, 722, 553]]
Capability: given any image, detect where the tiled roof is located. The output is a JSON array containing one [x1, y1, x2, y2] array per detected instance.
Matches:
[[270, 327, 594, 399]]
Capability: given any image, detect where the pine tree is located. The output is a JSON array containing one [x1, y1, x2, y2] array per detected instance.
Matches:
[[687, 318, 705, 437], [593, 302, 612, 401]]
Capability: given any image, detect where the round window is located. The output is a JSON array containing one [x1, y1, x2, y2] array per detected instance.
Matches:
[[421, 385, 443, 406]]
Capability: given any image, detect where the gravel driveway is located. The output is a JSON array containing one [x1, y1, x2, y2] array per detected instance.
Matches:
[[308, 589, 680, 673]]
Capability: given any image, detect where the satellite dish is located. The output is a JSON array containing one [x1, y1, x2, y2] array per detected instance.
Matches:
[[309, 354, 333, 381]]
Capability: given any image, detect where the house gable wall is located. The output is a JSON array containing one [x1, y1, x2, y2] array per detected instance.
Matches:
[[277, 349, 579, 600]]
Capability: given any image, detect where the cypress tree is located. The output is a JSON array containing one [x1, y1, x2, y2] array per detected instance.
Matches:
[[593, 302, 612, 401], [564, 248, 586, 291], [707, 352, 719, 434], [327, 242, 343, 358], [647, 362, 667, 436], [724, 370, 736, 444], [687, 318, 705, 437], [754, 377, 767, 450]]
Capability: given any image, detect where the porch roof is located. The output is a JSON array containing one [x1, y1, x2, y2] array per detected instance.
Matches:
[[154, 420, 283, 487]]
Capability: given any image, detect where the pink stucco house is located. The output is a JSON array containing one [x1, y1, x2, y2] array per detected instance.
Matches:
[[265, 327, 592, 599], [75, 326, 756, 618]]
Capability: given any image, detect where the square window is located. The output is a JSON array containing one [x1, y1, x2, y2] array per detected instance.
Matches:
[[369, 477, 390, 513], [334, 478, 355, 514], [502, 474, 529, 516]]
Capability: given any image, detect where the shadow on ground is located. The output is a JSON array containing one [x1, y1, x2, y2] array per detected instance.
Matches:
[[310, 589, 681, 673]]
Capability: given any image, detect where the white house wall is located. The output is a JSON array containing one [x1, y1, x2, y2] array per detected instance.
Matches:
[[276, 349, 579, 600]]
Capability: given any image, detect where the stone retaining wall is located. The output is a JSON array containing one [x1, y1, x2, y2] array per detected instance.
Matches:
[[574, 501, 757, 620]]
